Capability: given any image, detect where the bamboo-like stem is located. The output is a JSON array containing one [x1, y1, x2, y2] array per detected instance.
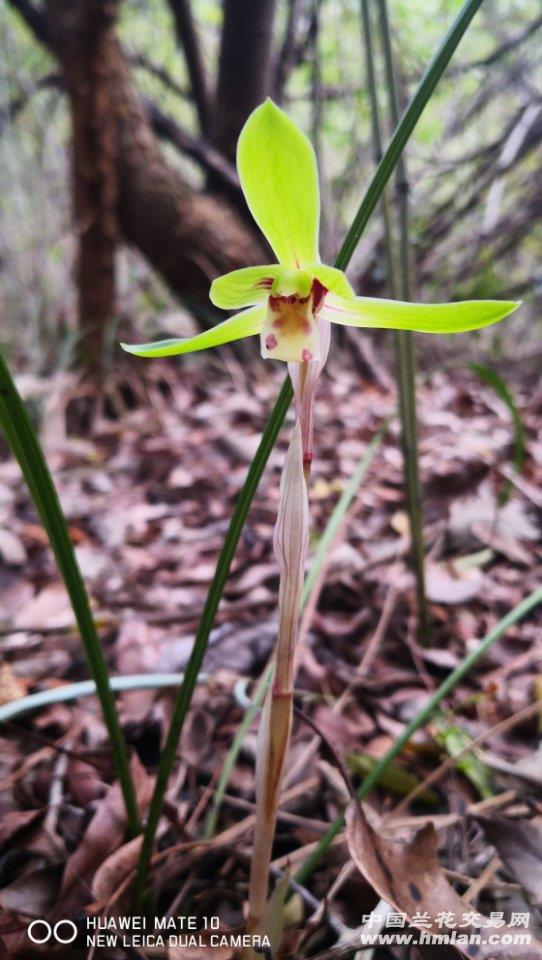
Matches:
[[337, 0, 485, 269], [360, 0, 397, 298], [376, 0, 430, 641]]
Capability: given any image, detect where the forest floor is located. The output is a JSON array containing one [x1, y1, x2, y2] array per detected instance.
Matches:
[[0, 348, 541, 958]]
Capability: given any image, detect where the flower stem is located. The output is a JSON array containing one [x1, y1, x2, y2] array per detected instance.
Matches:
[[248, 417, 309, 929], [203, 422, 388, 842]]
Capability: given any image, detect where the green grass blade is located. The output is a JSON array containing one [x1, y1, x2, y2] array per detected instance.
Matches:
[[433, 715, 493, 799], [347, 752, 440, 806], [294, 585, 542, 886], [0, 352, 140, 838], [469, 361, 525, 478], [202, 660, 273, 841], [134, 0, 491, 899]]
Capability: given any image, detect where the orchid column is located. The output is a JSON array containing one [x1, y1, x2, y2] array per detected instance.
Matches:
[[122, 100, 519, 929]]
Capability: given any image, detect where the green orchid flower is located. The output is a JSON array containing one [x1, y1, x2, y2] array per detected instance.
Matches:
[[122, 99, 519, 364]]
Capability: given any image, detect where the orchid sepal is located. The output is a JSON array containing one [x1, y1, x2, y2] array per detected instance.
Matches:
[[319, 293, 521, 334], [237, 99, 320, 269], [120, 304, 265, 358]]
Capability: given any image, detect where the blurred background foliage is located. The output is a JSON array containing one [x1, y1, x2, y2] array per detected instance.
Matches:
[[1, 0, 540, 374]]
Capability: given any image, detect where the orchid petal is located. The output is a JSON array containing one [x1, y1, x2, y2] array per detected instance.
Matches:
[[310, 264, 356, 300], [237, 99, 320, 269], [210, 265, 282, 309], [320, 293, 521, 334], [120, 305, 265, 358]]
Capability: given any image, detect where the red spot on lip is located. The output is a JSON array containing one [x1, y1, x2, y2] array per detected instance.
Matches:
[[269, 292, 310, 306], [311, 278, 328, 312], [301, 349, 313, 362], [265, 334, 278, 350]]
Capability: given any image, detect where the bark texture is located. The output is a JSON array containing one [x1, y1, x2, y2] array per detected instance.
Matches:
[[110, 48, 264, 298], [68, 0, 119, 369], [212, 0, 277, 160], [14, 0, 265, 316]]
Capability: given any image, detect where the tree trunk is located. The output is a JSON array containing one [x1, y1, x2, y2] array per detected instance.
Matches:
[[69, 0, 119, 372], [12, 0, 265, 321], [212, 0, 277, 161]]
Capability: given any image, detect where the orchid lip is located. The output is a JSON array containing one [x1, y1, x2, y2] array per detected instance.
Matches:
[[260, 275, 329, 363]]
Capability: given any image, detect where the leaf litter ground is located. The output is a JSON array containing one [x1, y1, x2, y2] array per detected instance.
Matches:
[[0, 349, 541, 958]]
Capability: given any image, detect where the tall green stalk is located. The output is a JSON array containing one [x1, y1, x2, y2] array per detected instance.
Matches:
[[376, 0, 429, 640], [0, 353, 140, 838], [360, 0, 397, 295], [132, 0, 489, 904]]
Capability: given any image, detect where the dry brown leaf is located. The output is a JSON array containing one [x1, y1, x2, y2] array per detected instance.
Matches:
[[449, 485, 539, 558], [475, 816, 542, 910], [116, 616, 162, 722], [345, 801, 542, 958], [0, 809, 42, 849], [91, 835, 142, 903], [66, 758, 106, 807], [0, 529, 26, 566], [54, 755, 152, 918], [13, 583, 76, 631], [0, 866, 61, 916], [425, 561, 483, 604]]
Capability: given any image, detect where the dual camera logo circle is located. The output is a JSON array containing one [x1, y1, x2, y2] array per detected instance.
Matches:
[[27, 919, 78, 944]]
